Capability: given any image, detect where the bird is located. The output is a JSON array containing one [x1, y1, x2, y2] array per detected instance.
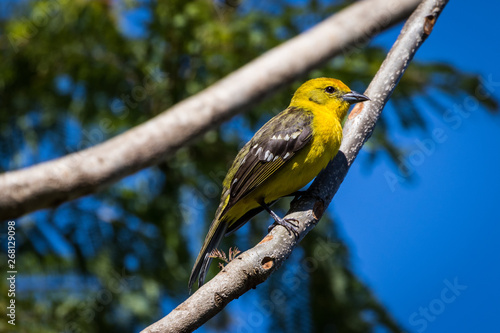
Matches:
[[189, 77, 369, 290]]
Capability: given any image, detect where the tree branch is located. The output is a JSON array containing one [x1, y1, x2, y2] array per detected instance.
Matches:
[[141, 0, 449, 332], [0, 0, 421, 220]]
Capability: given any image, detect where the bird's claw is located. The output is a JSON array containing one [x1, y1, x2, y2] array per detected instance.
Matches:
[[268, 217, 300, 239]]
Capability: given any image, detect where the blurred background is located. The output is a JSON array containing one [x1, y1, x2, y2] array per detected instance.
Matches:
[[1, 0, 499, 332]]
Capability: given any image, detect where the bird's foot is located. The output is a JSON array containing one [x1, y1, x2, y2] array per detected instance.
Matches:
[[208, 247, 241, 266], [268, 217, 300, 239], [259, 200, 300, 239]]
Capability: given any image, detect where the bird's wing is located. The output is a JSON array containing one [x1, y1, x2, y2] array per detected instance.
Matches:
[[225, 107, 313, 211]]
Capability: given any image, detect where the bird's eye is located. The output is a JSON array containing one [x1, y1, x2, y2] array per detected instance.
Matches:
[[325, 86, 336, 94]]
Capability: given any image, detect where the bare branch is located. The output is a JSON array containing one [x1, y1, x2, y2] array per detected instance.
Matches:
[[141, 0, 449, 332], [0, 0, 421, 220]]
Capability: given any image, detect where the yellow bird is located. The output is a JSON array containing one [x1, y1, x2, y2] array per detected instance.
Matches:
[[189, 78, 369, 289]]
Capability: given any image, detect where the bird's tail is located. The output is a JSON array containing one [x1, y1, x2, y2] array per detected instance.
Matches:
[[188, 217, 228, 291]]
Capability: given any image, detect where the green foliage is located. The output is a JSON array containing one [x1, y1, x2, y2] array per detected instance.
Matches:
[[0, 0, 496, 332]]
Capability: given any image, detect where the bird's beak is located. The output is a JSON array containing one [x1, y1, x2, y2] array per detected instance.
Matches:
[[342, 91, 370, 104]]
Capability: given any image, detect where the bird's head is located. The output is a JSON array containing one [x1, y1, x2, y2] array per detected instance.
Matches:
[[290, 77, 370, 120]]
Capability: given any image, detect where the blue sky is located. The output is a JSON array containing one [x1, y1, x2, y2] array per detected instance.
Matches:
[[333, 1, 500, 332]]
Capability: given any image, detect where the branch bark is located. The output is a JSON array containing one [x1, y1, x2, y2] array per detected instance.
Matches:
[[0, 0, 422, 220], [141, 0, 449, 332]]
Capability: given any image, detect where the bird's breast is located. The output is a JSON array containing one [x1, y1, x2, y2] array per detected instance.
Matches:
[[259, 118, 343, 202]]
